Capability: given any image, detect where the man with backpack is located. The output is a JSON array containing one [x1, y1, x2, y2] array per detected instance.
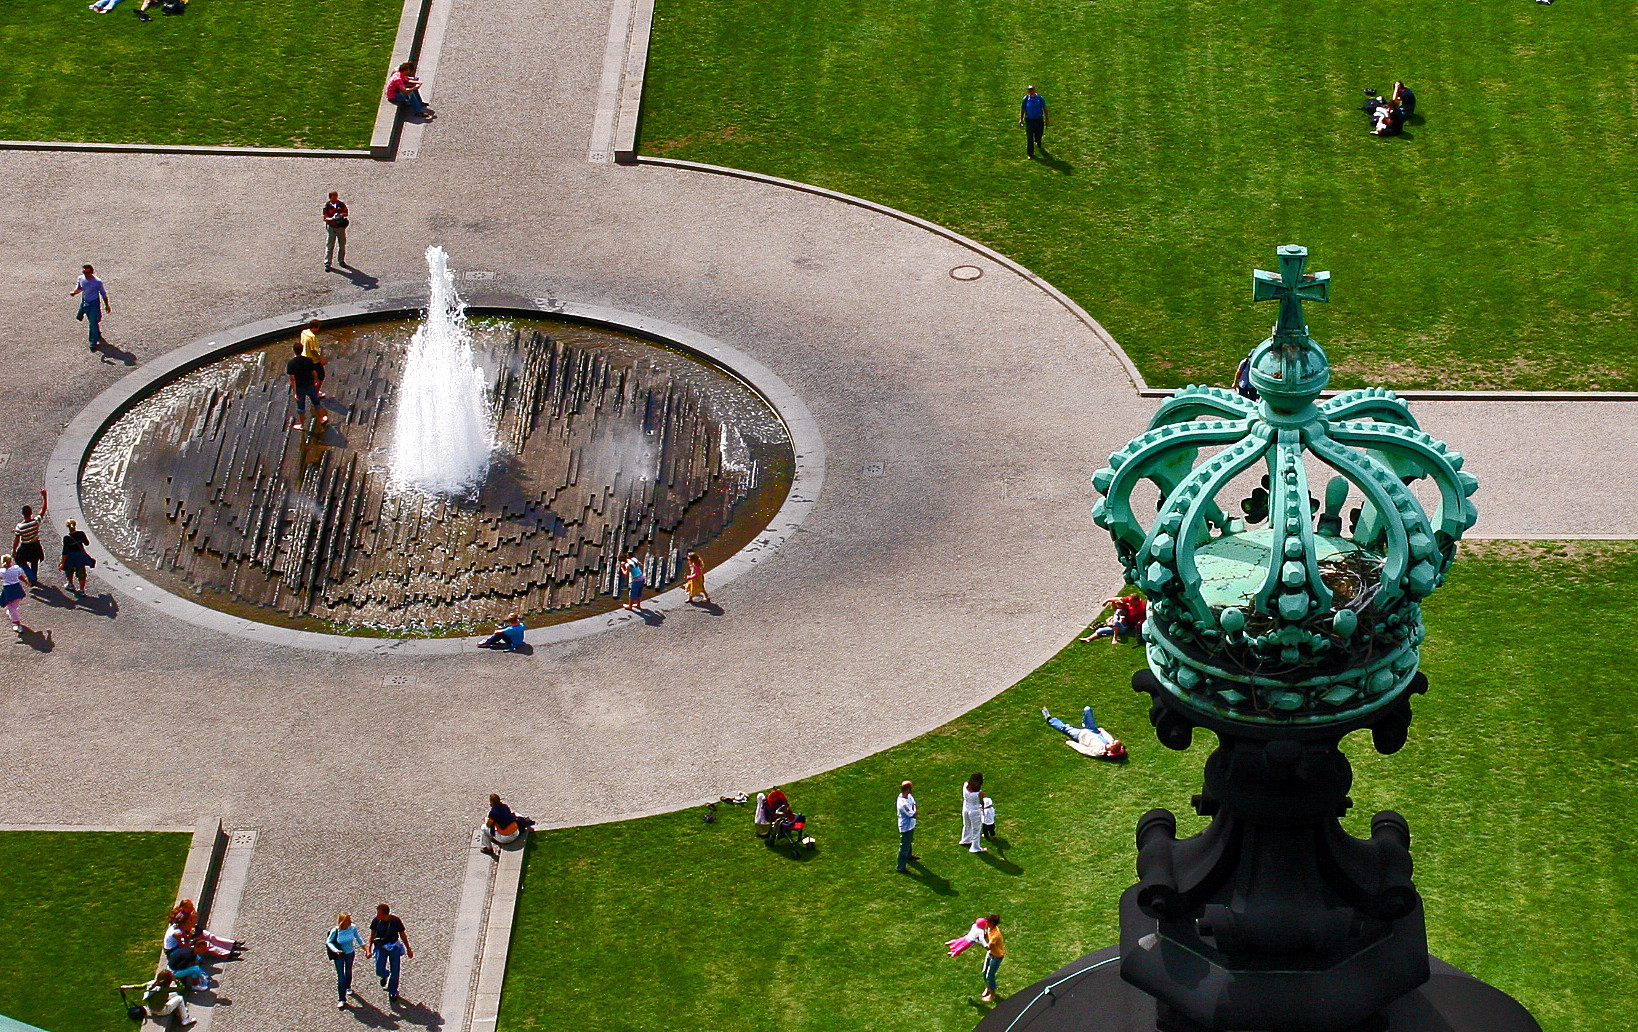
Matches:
[[1019, 85, 1050, 159], [121, 970, 194, 1026]]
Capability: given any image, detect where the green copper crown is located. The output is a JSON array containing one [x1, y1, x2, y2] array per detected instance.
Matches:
[[1091, 246, 1479, 730]]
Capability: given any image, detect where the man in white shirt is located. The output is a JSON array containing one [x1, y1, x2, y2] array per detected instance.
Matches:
[[896, 781, 919, 872], [1042, 705, 1124, 758]]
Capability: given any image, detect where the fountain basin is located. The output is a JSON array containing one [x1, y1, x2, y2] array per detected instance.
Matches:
[[49, 296, 822, 652]]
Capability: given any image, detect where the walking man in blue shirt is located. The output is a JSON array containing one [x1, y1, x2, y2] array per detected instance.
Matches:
[[70, 264, 111, 351], [1019, 85, 1049, 159]]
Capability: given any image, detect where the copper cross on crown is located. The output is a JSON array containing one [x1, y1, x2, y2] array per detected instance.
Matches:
[[1253, 244, 1330, 343]]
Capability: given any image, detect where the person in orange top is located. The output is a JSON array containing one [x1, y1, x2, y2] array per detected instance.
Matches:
[[980, 913, 1005, 1002], [684, 551, 710, 604]]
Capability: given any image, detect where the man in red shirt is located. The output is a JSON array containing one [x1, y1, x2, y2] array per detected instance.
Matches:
[[386, 62, 435, 120], [1080, 593, 1146, 644], [323, 192, 348, 271]]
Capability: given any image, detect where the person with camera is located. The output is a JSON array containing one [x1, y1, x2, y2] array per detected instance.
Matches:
[[323, 192, 349, 271], [121, 970, 195, 1026]]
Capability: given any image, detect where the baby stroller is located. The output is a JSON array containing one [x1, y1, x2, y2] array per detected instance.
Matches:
[[766, 806, 814, 858]]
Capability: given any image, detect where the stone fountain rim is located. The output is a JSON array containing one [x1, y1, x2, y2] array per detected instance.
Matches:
[[46, 291, 825, 654]]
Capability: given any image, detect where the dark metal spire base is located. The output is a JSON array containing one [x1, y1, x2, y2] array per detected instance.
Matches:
[[975, 946, 1540, 1032]]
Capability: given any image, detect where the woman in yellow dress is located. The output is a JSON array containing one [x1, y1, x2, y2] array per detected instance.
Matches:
[[684, 551, 710, 603]]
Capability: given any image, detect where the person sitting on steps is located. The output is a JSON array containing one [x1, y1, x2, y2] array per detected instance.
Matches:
[[482, 793, 536, 858], [121, 970, 196, 1027], [386, 62, 436, 120]]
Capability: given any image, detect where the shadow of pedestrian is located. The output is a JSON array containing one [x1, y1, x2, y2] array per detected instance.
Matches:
[[14, 627, 52, 652], [636, 607, 665, 626], [688, 600, 725, 616], [332, 264, 381, 291], [76, 592, 119, 619], [1034, 148, 1073, 175], [96, 342, 138, 366], [900, 861, 957, 896], [977, 849, 1023, 876], [31, 585, 80, 610], [346, 994, 442, 1029]]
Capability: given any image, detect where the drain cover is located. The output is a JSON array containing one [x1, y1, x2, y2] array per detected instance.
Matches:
[[950, 265, 983, 281]]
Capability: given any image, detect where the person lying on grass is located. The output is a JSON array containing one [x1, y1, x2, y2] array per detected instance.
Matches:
[[1041, 705, 1126, 759]]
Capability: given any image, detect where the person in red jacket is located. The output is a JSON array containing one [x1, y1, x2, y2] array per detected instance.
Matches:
[[1080, 594, 1146, 644], [386, 61, 436, 120]]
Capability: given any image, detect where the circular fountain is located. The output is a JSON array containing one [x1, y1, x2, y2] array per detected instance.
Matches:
[[56, 249, 819, 648]]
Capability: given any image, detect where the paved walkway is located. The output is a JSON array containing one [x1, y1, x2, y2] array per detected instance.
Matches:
[[0, 0, 1632, 1027]]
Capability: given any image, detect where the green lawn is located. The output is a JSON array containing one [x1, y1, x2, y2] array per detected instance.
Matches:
[[1, 0, 402, 149], [0, 832, 190, 1032], [497, 542, 1637, 1032], [640, 0, 1638, 391]]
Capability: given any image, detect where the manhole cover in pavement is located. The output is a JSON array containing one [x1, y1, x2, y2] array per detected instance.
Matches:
[[864, 462, 886, 477], [950, 265, 983, 281]]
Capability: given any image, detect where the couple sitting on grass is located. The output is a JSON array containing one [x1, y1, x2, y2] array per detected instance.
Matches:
[[88, 0, 183, 20], [121, 898, 245, 1026], [1364, 81, 1416, 136]]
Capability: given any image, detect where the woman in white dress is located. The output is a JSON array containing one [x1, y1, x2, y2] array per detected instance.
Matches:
[[959, 773, 987, 854]]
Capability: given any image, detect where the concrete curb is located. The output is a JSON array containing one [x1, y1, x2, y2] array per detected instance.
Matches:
[[183, 829, 256, 1032], [467, 830, 527, 1030], [437, 830, 496, 1032], [368, 0, 435, 159], [634, 159, 1638, 404], [612, 0, 657, 164], [0, 824, 193, 832], [176, 818, 229, 923], [47, 293, 825, 655], [0, 140, 372, 159]]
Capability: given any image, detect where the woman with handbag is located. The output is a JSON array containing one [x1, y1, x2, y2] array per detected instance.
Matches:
[[59, 518, 95, 593], [327, 913, 364, 1009]]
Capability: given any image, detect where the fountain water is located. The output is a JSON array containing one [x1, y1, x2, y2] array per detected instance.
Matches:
[[389, 246, 495, 495]]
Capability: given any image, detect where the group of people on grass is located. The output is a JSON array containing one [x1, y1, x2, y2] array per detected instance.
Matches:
[[1364, 80, 1416, 136], [3, 489, 98, 634], [121, 899, 244, 1026], [87, 0, 183, 21]]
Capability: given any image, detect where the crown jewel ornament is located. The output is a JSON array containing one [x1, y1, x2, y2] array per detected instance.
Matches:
[[1092, 245, 1479, 734]]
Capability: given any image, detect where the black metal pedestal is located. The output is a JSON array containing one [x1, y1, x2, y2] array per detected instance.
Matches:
[[975, 946, 1540, 1032]]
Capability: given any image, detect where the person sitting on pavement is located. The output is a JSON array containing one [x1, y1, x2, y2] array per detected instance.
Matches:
[[1041, 705, 1126, 759], [166, 915, 237, 962], [1080, 594, 1146, 644], [1233, 352, 1260, 400], [482, 793, 536, 857], [122, 970, 195, 1027], [478, 613, 527, 651], [162, 938, 215, 994], [169, 899, 243, 957], [386, 61, 436, 120]]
